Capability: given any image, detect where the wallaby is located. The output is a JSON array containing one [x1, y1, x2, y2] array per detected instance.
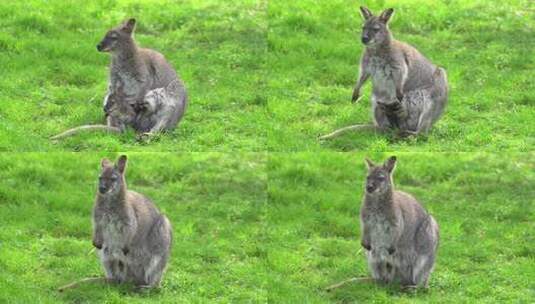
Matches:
[[58, 155, 172, 291], [319, 7, 448, 140], [51, 18, 187, 140], [360, 156, 439, 288], [326, 156, 439, 291]]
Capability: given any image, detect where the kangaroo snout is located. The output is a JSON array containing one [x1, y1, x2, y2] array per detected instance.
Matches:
[[96, 43, 107, 52], [361, 36, 371, 44], [366, 183, 376, 193], [96, 39, 111, 52], [98, 179, 110, 194], [98, 185, 108, 194]]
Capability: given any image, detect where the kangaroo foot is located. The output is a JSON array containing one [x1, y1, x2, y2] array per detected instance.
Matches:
[[401, 284, 421, 293], [136, 132, 159, 142]]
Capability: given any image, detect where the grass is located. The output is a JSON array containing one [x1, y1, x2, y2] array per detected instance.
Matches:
[[0, 0, 267, 151], [2, 0, 533, 152], [268, 0, 535, 151], [1, 0, 534, 303], [1, 152, 534, 303], [267, 152, 535, 303], [0, 153, 267, 303]]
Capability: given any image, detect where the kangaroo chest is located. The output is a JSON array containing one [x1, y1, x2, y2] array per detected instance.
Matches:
[[110, 63, 150, 102], [364, 210, 397, 248], [368, 56, 397, 101], [97, 211, 130, 247]]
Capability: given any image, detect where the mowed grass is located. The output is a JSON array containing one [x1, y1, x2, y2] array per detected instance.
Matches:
[[268, 0, 535, 151], [0, 153, 267, 303], [1, 153, 533, 303], [267, 152, 535, 303], [0, 0, 267, 151]]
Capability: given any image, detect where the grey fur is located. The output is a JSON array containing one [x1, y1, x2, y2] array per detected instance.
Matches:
[[51, 19, 187, 140], [360, 156, 439, 288], [92, 155, 172, 288], [104, 82, 136, 131], [50, 89, 127, 140], [353, 7, 448, 135], [99, 18, 187, 134]]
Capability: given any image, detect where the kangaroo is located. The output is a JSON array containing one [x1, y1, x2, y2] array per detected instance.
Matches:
[[360, 156, 439, 288], [319, 7, 448, 140], [92, 155, 173, 288], [51, 18, 187, 140], [100, 18, 187, 133], [58, 155, 173, 292]]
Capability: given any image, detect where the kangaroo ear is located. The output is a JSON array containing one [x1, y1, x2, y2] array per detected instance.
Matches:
[[101, 158, 112, 168], [365, 158, 375, 170], [379, 8, 394, 23], [121, 18, 136, 34], [360, 6, 373, 20], [383, 156, 397, 173], [116, 155, 128, 174]]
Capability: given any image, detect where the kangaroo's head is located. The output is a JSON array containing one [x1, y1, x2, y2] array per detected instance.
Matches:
[[98, 155, 128, 195], [97, 18, 136, 53], [364, 156, 397, 196], [359, 7, 394, 46]]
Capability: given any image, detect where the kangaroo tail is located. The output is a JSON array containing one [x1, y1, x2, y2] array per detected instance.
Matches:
[[318, 124, 376, 140], [58, 277, 114, 292], [50, 125, 121, 140]]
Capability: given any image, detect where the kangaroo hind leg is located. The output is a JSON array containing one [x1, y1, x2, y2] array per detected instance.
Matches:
[[141, 216, 172, 287], [412, 216, 439, 288], [417, 67, 448, 134]]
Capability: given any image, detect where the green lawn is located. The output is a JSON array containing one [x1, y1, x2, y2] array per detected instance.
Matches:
[[267, 152, 535, 303], [1, 152, 533, 303], [0, 0, 534, 303], [0, 153, 267, 303], [0, 0, 267, 151], [1, 0, 533, 152], [268, 0, 535, 151]]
